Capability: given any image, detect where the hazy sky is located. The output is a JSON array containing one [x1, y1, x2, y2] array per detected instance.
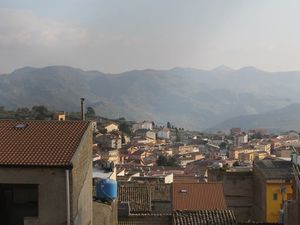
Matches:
[[1, 0, 300, 73]]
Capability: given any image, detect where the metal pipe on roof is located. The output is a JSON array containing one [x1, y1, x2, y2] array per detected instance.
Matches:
[[66, 169, 71, 225], [80, 98, 85, 121]]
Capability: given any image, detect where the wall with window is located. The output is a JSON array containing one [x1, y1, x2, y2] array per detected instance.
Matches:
[[266, 182, 292, 222]]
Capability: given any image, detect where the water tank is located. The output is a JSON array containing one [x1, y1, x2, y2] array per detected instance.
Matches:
[[96, 179, 117, 201]]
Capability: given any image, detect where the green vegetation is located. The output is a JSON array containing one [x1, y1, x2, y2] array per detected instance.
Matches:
[[119, 121, 132, 136], [156, 155, 179, 167]]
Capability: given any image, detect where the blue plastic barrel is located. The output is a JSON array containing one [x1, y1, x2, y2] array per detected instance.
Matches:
[[96, 179, 117, 201]]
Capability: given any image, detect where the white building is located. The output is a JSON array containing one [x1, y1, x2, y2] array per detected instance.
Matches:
[[133, 121, 153, 131], [234, 133, 248, 146], [157, 128, 170, 139]]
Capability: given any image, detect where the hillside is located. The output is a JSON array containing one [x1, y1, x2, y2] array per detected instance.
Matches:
[[208, 104, 300, 133], [1, 65, 300, 130]]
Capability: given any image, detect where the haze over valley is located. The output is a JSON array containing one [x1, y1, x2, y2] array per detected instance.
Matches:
[[2, 65, 300, 132]]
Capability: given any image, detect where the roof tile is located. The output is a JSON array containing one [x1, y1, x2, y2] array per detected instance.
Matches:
[[172, 183, 227, 211], [0, 120, 90, 167]]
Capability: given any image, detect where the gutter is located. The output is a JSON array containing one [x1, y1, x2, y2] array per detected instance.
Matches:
[[66, 169, 71, 225]]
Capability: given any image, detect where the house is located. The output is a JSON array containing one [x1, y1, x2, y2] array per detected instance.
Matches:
[[105, 122, 119, 133], [53, 111, 66, 121], [230, 128, 241, 136], [172, 183, 227, 211], [176, 152, 205, 168], [132, 121, 153, 131], [284, 148, 300, 225], [157, 128, 170, 139], [207, 166, 254, 222], [0, 120, 93, 225], [130, 173, 174, 184], [133, 129, 156, 144], [253, 159, 292, 223], [233, 133, 248, 146], [96, 132, 122, 149]]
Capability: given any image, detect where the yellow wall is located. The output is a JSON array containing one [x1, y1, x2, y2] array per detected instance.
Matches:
[[266, 182, 292, 222]]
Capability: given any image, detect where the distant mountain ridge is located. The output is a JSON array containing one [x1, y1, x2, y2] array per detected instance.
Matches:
[[1, 65, 300, 131], [208, 103, 300, 133]]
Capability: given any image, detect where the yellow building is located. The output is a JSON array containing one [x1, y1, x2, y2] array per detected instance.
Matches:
[[253, 160, 292, 223], [53, 111, 65, 121], [266, 182, 292, 222]]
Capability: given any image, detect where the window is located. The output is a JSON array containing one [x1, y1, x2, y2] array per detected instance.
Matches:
[[273, 193, 278, 200], [0, 184, 38, 225]]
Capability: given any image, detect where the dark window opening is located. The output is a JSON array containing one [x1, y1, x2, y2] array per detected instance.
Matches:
[[0, 184, 38, 225]]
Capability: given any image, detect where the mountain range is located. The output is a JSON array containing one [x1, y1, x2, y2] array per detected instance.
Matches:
[[1, 65, 300, 131]]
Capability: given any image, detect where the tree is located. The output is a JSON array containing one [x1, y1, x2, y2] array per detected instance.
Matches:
[[119, 121, 132, 136], [175, 128, 181, 142], [219, 142, 227, 149], [157, 155, 168, 166], [31, 105, 51, 120], [15, 107, 31, 120], [121, 133, 126, 144], [156, 155, 179, 167], [167, 121, 171, 129], [86, 106, 96, 118]]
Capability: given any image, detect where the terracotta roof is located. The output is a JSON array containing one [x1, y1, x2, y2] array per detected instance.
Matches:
[[172, 183, 227, 210], [0, 120, 90, 167], [118, 184, 152, 212], [173, 210, 237, 225]]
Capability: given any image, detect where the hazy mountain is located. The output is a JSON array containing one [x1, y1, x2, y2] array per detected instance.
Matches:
[[1, 65, 300, 130], [208, 104, 300, 133]]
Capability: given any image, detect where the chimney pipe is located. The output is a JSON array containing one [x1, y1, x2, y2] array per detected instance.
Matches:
[[80, 98, 85, 121]]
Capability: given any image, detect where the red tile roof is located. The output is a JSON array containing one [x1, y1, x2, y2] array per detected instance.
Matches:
[[172, 183, 227, 211], [0, 120, 90, 167], [118, 184, 152, 212], [173, 210, 237, 225]]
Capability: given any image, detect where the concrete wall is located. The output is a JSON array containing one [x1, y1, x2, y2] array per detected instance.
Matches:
[[223, 171, 253, 222], [253, 165, 266, 222], [150, 184, 171, 213], [93, 200, 118, 225], [284, 200, 300, 225], [0, 167, 67, 225], [71, 124, 93, 225]]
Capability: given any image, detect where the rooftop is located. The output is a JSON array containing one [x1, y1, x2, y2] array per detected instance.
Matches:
[[172, 183, 227, 211], [173, 210, 237, 225], [254, 159, 292, 180], [0, 120, 90, 167], [118, 184, 152, 213]]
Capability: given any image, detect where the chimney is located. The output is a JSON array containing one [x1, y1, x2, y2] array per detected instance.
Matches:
[[80, 98, 85, 121]]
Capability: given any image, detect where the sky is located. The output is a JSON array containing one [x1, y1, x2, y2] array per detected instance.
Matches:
[[1, 0, 300, 74]]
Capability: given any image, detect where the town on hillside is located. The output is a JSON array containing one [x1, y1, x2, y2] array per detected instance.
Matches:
[[0, 105, 299, 225]]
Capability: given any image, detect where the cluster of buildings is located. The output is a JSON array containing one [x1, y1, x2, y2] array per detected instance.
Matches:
[[2, 114, 300, 225]]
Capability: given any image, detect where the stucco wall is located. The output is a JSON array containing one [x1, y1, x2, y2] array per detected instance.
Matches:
[[0, 167, 67, 225], [284, 200, 300, 225], [70, 124, 93, 225], [93, 200, 118, 225], [223, 171, 253, 222], [253, 165, 266, 222]]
